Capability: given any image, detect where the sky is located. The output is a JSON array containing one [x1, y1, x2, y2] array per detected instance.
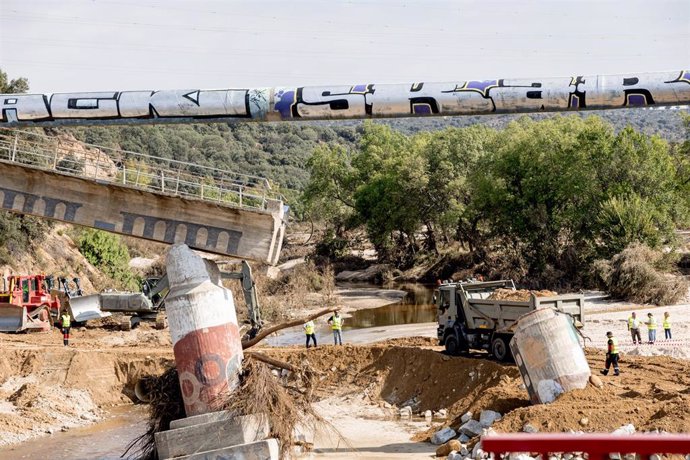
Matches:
[[0, 0, 689, 93]]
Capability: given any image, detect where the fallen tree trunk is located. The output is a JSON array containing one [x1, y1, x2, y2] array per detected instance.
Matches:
[[241, 307, 336, 350], [245, 351, 299, 373]]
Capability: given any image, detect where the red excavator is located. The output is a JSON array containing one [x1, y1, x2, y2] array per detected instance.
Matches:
[[0, 274, 61, 332]]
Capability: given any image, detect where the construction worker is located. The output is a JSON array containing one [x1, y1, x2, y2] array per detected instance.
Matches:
[[663, 312, 672, 340], [627, 312, 642, 345], [646, 312, 657, 344], [304, 319, 317, 348], [61, 311, 71, 346], [600, 331, 620, 376], [327, 310, 343, 345]]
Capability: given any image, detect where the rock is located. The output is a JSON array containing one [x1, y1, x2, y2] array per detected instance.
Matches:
[[522, 423, 539, 433], [479, 410, 502, 427], [459, 419, 483, 438], [612, 424, 635, 435], [649, 455, 661, 460], [61, 426, 69, 432], [436, 439, 462, 457], [424, 410, 432, 419], [460, 411, 473, 423], [383, 402, 392, 409], [481, 427, 496, 438], [589, 375, 604, 389], [45, 428, 54, 434], [434, 409, 448, 420], [518, 383, 527, 390], [399, 406, 412, 418], [448, 452, 464, 460], [431, 427, 457, 445], [579, 417, 589, 427], [509, 454, 533, 460], [564, 454, 573, 460], [472, 441, 484, 459], [458, 433, 470, 443]]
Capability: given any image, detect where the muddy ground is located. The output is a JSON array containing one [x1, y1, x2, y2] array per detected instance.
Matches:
[[0, 286, 689, 458]]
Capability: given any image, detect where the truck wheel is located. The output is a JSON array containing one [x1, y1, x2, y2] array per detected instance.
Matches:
[[491, 336, 512, 362], [445, 335, 460, 356]]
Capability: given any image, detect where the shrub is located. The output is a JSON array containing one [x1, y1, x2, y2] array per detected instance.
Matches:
[[607, 243, 688, 305], [78, 228, 137, 290]]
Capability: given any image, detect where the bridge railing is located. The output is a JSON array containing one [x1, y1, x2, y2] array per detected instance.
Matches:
[[0, 129, 282, 211]]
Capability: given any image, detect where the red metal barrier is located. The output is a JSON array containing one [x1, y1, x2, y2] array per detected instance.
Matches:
[[483, 434, 690, 460]]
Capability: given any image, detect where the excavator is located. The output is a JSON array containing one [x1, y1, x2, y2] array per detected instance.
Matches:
[[62, 261, 263, 336]]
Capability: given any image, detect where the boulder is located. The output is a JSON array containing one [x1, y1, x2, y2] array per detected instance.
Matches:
[[479, 410, 502, 427], [434, 409, 448, 420], [613, 424, 635, 435], [458, 433, 470, 443], [459, 419, 483, 438], [424, 410, 432, 419], [522, 423, 539, 433], [448, 452, 464, 460], [436, 439, 462, 457], [431, 427, 457, 445], [460, 411, 473, 423]]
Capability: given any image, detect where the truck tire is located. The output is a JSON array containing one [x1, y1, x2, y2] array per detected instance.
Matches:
[[445, 334, 460, 356], [491, 336, 512, 362]]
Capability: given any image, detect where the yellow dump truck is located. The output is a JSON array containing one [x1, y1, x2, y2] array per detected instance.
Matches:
[[435, 280, 584, 361]]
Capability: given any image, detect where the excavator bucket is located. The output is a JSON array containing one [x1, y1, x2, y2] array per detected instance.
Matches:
[[67, 294, 111, 322], [0, 304, 27, 332]]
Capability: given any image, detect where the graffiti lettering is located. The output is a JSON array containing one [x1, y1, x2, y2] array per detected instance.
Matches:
[[1, 71, 689, 126]]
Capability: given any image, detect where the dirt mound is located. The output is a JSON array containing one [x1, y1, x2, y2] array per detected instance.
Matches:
[[265, 341, 690, 440], [487, 288, 558, 301]]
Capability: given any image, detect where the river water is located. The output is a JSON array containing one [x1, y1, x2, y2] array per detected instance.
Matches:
[[0, 405, 147, 460], [266, 282, 437, 347]]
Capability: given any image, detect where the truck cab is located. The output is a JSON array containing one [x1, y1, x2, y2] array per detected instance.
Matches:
[[435, 279, 584, 361]]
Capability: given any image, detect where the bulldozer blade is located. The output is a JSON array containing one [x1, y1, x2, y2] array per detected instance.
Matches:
[[68, 295, 111, 322], [0, 304, 27, 332], [99, 293, 154, 313]]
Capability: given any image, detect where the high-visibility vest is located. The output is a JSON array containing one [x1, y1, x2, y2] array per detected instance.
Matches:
[[608, 337, 618, 354], [331, 316, 342, 330], [663, 317, 671, 329], [304, 320, 315, 335], [628, 316, 641, 329], [61, 314, 71, 328], [647, 316, 657, 330]]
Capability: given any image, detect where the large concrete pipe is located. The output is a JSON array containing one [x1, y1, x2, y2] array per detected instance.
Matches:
[[1, 71, 689, 127], [165, 244, 243, 416]]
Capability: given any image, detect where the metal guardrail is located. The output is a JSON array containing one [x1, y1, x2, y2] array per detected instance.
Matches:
[[0, 129, 282, 211]]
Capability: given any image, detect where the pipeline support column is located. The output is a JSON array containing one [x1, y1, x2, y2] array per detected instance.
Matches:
[[165, 244, 243, 416]]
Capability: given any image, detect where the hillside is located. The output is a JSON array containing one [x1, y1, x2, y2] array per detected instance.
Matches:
[[60, 108, 688, 194]]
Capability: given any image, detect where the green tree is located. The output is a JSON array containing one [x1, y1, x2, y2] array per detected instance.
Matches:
[[0, 68, 29, 93], [78, 229, 137, 289]]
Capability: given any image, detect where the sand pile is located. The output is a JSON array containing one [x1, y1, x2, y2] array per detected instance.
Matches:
[[487, 288, 558, 301], [263, 339, 690, 438]]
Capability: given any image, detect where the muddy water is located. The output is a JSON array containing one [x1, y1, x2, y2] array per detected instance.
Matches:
[[0, 405, 147, 460], [267, 282, 436, 347]]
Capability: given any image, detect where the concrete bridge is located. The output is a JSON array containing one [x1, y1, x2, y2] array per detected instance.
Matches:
[[0, 130, 285, 264]]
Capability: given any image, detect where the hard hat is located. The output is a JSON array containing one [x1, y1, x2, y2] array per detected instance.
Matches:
[[606, 331, 613, 337]]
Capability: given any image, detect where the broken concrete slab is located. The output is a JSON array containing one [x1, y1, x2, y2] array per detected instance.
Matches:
[[479, 410, 502, 427], [155, 414, 268, 459], [459, 419, 483, 437], [170, 410, 232, 430], [431, 427, 457, 445], [164, 438, 280, 460]]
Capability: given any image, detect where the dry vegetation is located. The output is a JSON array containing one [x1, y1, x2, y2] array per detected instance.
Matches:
[[596, 243, 689, 305]]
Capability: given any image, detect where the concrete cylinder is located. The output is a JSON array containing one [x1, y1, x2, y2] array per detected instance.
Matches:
[[166, 244, 243, 416], [511, 307, 590, 404]]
